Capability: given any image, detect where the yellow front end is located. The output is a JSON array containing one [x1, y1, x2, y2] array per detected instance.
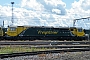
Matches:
[[76, 29, 85, 36], [6, 26, 28, 36], [70, 27, 85, 36]]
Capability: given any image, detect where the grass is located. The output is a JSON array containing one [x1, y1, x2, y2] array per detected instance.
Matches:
[[0, 46, 55, 54]]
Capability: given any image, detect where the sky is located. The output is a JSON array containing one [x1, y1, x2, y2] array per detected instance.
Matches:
[[62, 0, 79, 9], [0, 0, 90, 29]]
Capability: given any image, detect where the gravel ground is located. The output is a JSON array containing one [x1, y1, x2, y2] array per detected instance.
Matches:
[[0, 51, 90, 60]]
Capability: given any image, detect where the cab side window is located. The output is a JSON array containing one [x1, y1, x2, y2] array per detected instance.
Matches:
[[78, 29, 82, 32], [10, 27, 16, 31]]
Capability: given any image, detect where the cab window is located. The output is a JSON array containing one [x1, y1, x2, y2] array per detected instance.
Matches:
[[77, 29, 83, 32], [10, 27, 16, 31]]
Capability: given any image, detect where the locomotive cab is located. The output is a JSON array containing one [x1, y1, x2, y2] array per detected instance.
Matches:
[[77, 28, 85, 36], [70, 27, 85, 36], [6, 26, 27, 36]]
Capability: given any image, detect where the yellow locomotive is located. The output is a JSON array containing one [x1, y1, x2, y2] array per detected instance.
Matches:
[[2, 26, 86, 40]]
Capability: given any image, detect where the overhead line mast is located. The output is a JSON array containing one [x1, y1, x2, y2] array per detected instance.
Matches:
[[73, 17, 90, 27], [11, 2, 14, 25]]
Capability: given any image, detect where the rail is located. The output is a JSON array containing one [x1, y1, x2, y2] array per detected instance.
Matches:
[[0, 41, 90, 59]]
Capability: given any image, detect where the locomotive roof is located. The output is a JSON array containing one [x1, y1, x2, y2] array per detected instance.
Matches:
[[8, 25, 30, 27], [8, 26, 82, 29], [30, 26, 70, 29]]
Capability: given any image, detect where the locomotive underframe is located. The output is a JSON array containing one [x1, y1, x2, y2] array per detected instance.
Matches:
[[1, 36, 87, 41]]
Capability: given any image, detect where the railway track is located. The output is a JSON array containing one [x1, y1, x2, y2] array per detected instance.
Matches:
[[0, 41, 90, 45], [0, 48, 90, 59], [0, 40, 90, 59]]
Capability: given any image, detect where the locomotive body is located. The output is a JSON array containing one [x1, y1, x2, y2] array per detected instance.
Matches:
[[4, 26, 86, 40]]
